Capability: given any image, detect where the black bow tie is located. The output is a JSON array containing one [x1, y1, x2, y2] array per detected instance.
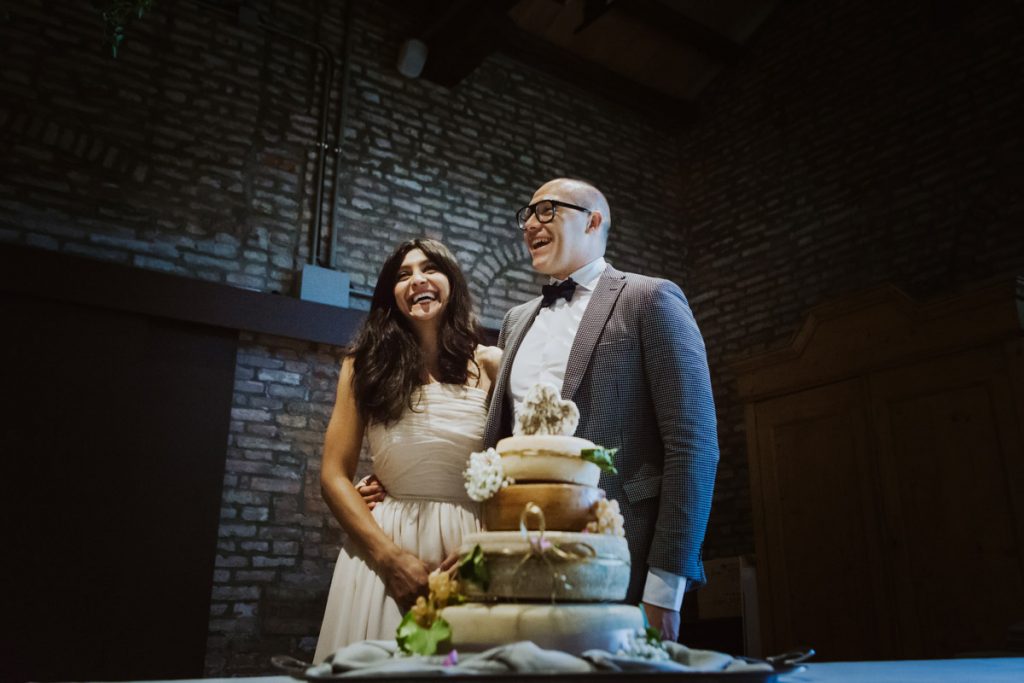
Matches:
[[540, 278, 577, 308]]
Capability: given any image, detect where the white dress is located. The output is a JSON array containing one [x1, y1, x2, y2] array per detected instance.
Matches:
[[313, 383, 486, 663]]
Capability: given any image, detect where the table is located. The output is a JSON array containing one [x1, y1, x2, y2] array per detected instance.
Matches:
[[113, 657, 1024, 683]]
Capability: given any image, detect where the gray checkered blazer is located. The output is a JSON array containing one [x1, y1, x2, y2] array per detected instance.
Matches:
[[483, 264, 719, 601]]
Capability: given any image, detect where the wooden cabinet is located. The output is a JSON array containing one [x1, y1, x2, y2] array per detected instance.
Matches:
[[733, 279, 1024, 660]]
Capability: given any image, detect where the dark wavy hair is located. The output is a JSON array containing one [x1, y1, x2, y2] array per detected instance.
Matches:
[[348, 238, 480, 425]]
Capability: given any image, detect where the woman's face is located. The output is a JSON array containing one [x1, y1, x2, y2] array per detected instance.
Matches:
[[393, 248, 451, 325]]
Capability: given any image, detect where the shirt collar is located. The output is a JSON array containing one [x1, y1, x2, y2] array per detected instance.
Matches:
[[553, 257, 607, 291]]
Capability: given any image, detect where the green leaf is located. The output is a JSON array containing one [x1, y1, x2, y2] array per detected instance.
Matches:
[[456, 544, 490, 591], [645, 626, 663, 643], [396, 610, 452, 656], [581, 447, 619, 474]]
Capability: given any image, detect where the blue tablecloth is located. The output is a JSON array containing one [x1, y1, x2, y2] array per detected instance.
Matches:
[[780, 657, 1024, 683]]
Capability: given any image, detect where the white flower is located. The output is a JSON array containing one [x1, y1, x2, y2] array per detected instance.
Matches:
[[463, 448, 512, 502], [617, 628, 670, 660], [585, 498, 626, 536]]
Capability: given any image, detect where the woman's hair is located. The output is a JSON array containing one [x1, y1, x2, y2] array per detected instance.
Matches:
[[348, 238, 480, 425]]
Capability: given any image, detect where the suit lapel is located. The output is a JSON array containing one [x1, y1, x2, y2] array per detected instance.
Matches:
[[561, 266, 627, 401], [484, 298, 543, 445]]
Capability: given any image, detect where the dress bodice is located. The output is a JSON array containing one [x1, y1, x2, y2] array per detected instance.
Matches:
[[366, 383, 487, 503]]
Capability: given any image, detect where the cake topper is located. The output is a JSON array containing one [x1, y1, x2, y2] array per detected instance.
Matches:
[[515, 383, 579, 436]]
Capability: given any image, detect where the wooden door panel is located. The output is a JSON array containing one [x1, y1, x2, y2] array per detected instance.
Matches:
[[870, 348, 1024, 657], [3, 293, 237, 681], [752, 380, 896, 660]]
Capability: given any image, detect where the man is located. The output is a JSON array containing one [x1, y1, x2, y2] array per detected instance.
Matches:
[[482, 177, 719, 640]]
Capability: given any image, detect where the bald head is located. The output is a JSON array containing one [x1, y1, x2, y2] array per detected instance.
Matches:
[[535, 178, 612, 243], [524, 178, 612, 278]]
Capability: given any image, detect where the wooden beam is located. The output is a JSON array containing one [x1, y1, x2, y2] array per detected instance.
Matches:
[[418, 0, 520, 87], [410, 1, 698, 126], [0, 244, 364, 347], [497, 22, 699, 125], [614, 0, 747, 65]]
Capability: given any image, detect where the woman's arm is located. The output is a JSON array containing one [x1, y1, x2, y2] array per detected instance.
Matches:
[[320, 358, 431, 608]]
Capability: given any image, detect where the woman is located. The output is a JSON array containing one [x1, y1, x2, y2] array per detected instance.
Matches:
[[313, 239, 500, 661]]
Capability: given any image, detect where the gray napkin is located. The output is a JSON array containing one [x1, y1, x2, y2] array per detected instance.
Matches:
[[584, 641, 774, 673], [305, 639, 769, 678]]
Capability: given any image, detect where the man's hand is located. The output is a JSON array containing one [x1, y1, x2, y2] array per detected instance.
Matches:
[[381, 549, 432, 611], [356, 474, 387, 510], [642, 602, 681, 643]]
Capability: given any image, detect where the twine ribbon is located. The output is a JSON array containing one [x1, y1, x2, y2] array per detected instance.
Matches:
[[513, 502, 595, 601]]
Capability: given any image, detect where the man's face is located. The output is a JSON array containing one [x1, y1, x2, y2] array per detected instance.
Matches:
[[522, 180, 596, 279]]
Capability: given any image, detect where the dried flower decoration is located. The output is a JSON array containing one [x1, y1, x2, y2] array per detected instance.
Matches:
[[586, 498, 626, 537], [515, 383, 579, 436]]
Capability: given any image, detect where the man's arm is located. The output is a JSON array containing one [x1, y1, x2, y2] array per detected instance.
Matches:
[[496, 307, 515, 349], [640, 280, 719, 588]]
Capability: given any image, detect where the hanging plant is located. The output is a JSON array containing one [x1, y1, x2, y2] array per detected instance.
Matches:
[[96, 0, 156, 58]]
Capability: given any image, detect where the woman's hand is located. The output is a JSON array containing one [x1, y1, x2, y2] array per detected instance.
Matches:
[[381, 549, 432, 610], [438, 549, 462, 573], [355, 474, 388, 510]]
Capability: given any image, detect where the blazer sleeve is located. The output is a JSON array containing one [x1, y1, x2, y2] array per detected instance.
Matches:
[[640, 279, 719, 588], [496, 307, 514, 349], [483, 306, 518, 448]]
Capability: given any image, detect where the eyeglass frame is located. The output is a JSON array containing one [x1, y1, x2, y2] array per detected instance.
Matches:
[[515, 199, 592, 231]]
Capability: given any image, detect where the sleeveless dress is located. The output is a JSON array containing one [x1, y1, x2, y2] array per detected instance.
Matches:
[[313, 383, 487, 663]]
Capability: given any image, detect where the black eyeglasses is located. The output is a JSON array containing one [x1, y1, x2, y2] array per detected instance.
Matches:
[[515, 199, 591, 230]]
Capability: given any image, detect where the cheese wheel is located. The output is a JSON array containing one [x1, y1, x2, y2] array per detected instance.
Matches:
[[500, 454, 601, 486], [459, 531, 630, 602], [482, 483, 604, 532], [441, 603, 644, 655], [497, 434, 595, 456]]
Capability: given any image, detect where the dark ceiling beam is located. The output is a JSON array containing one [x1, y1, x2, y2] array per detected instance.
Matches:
[[613, 0, 747, 65], [411, 0, 698, 126], [417, 0, 520, 87], [497, 23, 698, 126], [575, 0, 614, 34]]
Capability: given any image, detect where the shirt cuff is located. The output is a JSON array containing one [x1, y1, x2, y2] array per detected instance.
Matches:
[[642, 568, 688, 611]]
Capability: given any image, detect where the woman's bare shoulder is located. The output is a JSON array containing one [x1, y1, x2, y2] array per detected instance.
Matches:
[[339, 355, 356, 374]]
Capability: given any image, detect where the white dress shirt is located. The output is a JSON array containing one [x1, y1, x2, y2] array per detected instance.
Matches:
[[510, 257, 687, 611]]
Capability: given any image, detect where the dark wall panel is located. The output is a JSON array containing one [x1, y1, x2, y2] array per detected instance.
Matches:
[[4, 293, 237, 681]]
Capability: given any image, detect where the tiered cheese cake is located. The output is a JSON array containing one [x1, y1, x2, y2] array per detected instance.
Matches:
[[441, 385, 643, 654], [482, 433, 603, 532]]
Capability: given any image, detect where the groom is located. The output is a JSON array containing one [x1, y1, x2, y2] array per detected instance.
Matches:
[[483, 178, 719, 641]]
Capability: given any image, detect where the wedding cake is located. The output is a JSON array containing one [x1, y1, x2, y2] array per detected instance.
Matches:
[[428, 384, 643, 654]]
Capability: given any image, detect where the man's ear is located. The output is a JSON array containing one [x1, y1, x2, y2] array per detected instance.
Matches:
[[586, 211, 604, 234]]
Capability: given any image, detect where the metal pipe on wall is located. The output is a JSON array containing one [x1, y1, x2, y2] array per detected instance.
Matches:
[[189, 1, 335, 266], [328, 0, 355, 270]]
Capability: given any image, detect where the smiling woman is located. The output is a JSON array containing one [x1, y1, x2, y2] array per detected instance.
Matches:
[[393, 249, 452, 328], [311, 238, 501, 660], [354, 238, 483, 424]]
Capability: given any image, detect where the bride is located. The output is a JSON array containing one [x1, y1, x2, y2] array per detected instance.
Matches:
[[313, 238, 500, 661]]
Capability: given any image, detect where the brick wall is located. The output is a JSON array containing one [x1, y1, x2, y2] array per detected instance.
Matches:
[[1, 0, 689, 674], [676, 0, 1024, 557], [5, 0, 1021, 673], [0, 1, 688, 328], [206, 332, 348, 674]]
